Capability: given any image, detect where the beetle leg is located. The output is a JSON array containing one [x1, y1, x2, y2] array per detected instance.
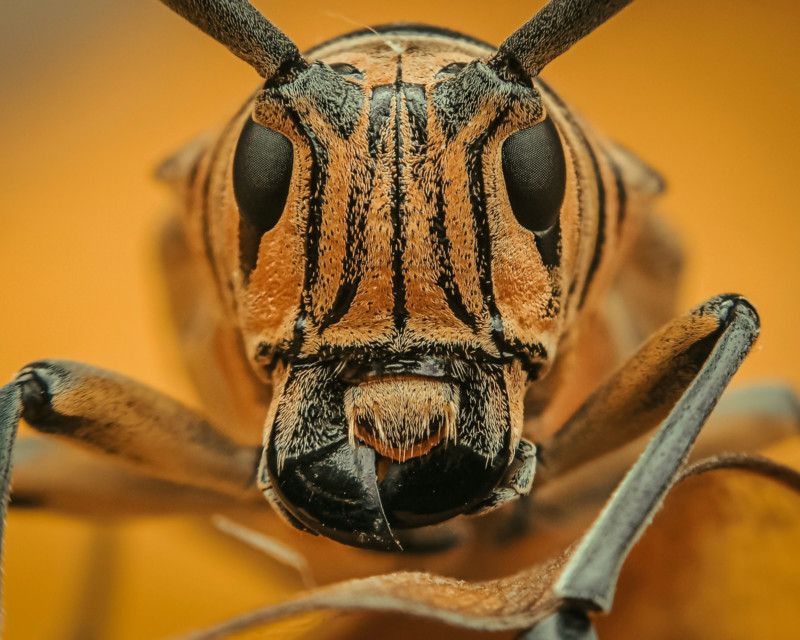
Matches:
[[532, 383, 800, 524], [4, 359, 260, 495], [0, 381, 22, 608], [515, 294, 759, 636], [538, 294, 759, 483], [0, 359, 263, 624], [517, 609, 598, 640]]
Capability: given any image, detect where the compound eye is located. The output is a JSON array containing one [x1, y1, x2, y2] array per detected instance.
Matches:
[[501, 115, 566, 233], [233, 118, 293, 233]]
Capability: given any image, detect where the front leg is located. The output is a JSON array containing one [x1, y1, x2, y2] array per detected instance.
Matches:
[[521, 294, 760, 637], [9, 359, 259, 495], [0, 359, 262, 620]]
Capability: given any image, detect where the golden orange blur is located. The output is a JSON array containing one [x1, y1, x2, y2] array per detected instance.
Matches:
[[1, 1, 799, 638]]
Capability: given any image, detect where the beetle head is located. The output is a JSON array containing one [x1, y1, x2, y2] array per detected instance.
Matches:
[[160, 0, 635, 549]]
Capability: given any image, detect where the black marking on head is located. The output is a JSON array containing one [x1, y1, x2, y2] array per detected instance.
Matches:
[[318, 78, 431, 333], [505, 338, 548, 378], [403, 84, 428, 150], [279, 94, 328, 351], [318, 164, 373, 333], [533, 223, 561, 269], [238, 217, 262, 281], [368, 86, 393, 157], [467, 106, 509, 351], [391, 59, 408, 331], [292, 63, 365, 139], [433, 62, 500, 141], [432, 181, 479, 331], [401, 82, 479, 330], [468, 106, 512, 352], [286, 311, 307, 358], [292, 342, 518, 370]]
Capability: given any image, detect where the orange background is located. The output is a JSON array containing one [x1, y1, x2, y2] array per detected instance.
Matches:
[[1, 1, 799, 638]]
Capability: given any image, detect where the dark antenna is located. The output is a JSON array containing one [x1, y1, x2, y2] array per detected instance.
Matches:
[[159, 0, 308, 82], [489, 0, 634, 79]]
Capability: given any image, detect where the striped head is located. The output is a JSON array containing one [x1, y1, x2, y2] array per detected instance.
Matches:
[[161, 0, 648, 549]]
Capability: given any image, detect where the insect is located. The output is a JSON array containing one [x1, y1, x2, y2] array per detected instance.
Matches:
[[2, 0, 799, 638]]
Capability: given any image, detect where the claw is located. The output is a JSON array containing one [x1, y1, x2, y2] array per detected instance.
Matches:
[[266, 439, 401, 551]]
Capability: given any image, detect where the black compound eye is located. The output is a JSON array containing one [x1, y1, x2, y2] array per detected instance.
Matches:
[[501, 115, 566, 233], [233, 118, 293, 233]]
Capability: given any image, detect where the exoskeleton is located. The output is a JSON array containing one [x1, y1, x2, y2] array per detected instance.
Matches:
[[2, 0, 799, 638]]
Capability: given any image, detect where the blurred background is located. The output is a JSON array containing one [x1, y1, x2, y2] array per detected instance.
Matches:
[[1, 1, 798, 638]]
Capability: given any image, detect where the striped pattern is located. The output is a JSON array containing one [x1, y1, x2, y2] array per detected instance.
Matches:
[[152, 22, 672, 540], [176, 28, 651, 380], [161, 26, 666, 468]]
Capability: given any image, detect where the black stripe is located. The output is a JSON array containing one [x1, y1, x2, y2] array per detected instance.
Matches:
[[368, 85, 393, 156], [200, 167, 218, 290], [506, 338, 548, 378], [467, 106, 512, 352], [534, 222, 562, 269], [577, 139, 606, 309], [404, 82, 475, 329], [398, 81, 479, 331], [283, 102, 328, 356], [317, 82, 380, 331], [291, 342, 519, 368], [391, 58, 408, 331], [607, 152, 627, 230], [403, 84, 428, 149], [238, 216, 262, 283], [432, 184, 478, 330], [318, 177, 370, 332]]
